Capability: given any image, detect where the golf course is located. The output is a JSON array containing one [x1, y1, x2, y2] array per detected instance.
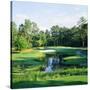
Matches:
[[11, 2, 88, 89], [11, 46, 88, 88]]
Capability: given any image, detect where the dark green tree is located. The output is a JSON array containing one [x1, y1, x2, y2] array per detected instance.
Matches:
[[77, 17, 87, 47], [51, 25, 60, 46], [45, 29, 51, 46]]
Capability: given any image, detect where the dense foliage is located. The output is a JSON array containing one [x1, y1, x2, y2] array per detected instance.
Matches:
[[11, 17, 87, 50]]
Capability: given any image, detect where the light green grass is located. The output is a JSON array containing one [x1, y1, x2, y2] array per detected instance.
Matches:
[[12, 50, 45, 60], [63, 56, 87, 65]]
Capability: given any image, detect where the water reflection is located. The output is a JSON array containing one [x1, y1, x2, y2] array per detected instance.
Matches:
[[45, 56, 60, 72], [45, 57, 53, 72]]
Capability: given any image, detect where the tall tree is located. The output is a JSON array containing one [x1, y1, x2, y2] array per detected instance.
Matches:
[[11, 21, 17, 48], [45, 29, 51, 46], [77, 17, 87, 47], [51, 25, 60, 46], [18, 19, 33, 49], [38, 31, 46, 47], [31, 22, 39, 47]]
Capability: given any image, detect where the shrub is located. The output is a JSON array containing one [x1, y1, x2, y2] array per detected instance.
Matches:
[[15, 36, 31, 50]]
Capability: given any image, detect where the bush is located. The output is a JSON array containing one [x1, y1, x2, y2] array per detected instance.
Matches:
[[15, 36, 31, 50]]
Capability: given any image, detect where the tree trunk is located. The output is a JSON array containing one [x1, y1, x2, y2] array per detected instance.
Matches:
[[82, 40, 85, 47], [57, 39, 58, 46]]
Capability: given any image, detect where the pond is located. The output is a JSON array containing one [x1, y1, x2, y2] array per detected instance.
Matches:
[[39, 49, 87, 72], [40, 49, 63, 72]]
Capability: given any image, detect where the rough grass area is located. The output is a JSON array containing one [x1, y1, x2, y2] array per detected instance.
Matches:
[[12, 67, 87, 89], [12, 75, 87, 89]]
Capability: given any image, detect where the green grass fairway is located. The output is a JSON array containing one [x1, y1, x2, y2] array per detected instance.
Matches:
[[64, 56, 87, 66], [38, 46, 87, 55]]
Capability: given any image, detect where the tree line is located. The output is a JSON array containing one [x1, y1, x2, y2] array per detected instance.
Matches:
[[11, 17, 88, 50]]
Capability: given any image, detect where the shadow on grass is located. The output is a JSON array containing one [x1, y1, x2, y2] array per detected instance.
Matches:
[[11, 80, 87, 89], [12, 57, 44, 69]]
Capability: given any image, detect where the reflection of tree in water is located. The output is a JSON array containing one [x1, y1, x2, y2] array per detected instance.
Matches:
[[52, 55, 62, 69], [45, 54, 63, 72]]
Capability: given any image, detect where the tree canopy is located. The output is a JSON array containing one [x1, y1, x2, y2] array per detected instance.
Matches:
[[11, 17, 88, 50]]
